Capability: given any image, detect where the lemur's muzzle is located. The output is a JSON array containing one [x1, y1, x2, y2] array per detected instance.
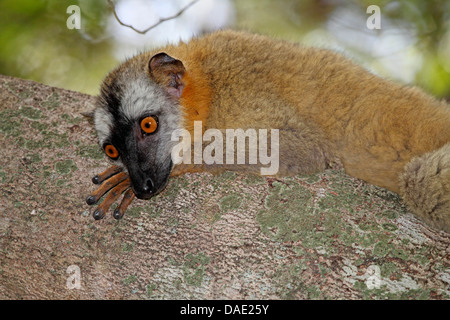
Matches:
[[128, 168, 157, 200], [127, 160, 173, 200]]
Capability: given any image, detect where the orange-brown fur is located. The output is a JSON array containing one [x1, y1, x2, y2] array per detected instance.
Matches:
[[103, 30, 450, 232]]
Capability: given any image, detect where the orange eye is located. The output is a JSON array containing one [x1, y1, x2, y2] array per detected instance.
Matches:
[[104, 144, 119, 160], [140, 116, 158, 134]]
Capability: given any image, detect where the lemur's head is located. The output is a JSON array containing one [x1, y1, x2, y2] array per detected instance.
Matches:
[[94, 52, 186, 199]]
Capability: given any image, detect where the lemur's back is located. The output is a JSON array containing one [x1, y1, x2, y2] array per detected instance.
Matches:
[[169, 30, 450, 193], [92, 30, 450, 231]]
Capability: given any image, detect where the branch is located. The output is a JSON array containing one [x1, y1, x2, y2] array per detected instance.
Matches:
[[107, 0, 200, 35], [1, 74, 449, 300]]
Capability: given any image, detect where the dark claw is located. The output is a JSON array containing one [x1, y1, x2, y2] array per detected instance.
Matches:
[[113, 209, 122, 220], [93, 209, 105, 220], [92, 175, 101, 184], [86, 195, 97, 205]]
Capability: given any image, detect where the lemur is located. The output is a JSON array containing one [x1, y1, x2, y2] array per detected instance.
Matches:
[[86, 30, 450, 233]]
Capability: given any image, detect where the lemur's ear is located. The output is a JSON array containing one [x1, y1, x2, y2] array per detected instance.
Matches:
[[149, 52, 186, 99]]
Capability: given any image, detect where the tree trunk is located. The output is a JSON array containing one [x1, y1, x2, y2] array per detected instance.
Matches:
[[0, 75, 448, 299]]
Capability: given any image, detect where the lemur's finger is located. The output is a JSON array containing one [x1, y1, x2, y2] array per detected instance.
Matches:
[[92, 179, 131, 220], [113, 188, 136, 220], [86, 172, 128, 205], [92, 165, 123, 184]]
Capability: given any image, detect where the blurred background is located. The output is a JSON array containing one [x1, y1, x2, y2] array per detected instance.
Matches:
[[0, 0, 449, 99]]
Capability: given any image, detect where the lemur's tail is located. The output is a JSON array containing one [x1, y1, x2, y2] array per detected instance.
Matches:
[[399, 143, 450, 233]]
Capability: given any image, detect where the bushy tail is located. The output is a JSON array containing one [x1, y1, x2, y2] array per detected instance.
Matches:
[[399, 143, 450, 233]]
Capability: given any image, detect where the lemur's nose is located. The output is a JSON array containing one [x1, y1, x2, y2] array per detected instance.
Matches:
[[133, 177, 155, 199], [142, 178, 155, 194]]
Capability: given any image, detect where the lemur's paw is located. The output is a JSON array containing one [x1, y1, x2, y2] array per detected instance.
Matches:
[[86, 165, 135, 220]]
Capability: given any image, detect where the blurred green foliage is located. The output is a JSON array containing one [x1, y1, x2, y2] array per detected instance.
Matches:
[[0, 0, 448, 98], [235, 0, 450, 98], [0, 0, 115, 95]]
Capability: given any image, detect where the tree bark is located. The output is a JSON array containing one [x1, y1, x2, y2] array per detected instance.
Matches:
[[0, 75, 448, 299]]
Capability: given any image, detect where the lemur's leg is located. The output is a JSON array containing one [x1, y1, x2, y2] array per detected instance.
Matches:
[[171, 124, 334, 177], [399, 143, 450, 232]]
